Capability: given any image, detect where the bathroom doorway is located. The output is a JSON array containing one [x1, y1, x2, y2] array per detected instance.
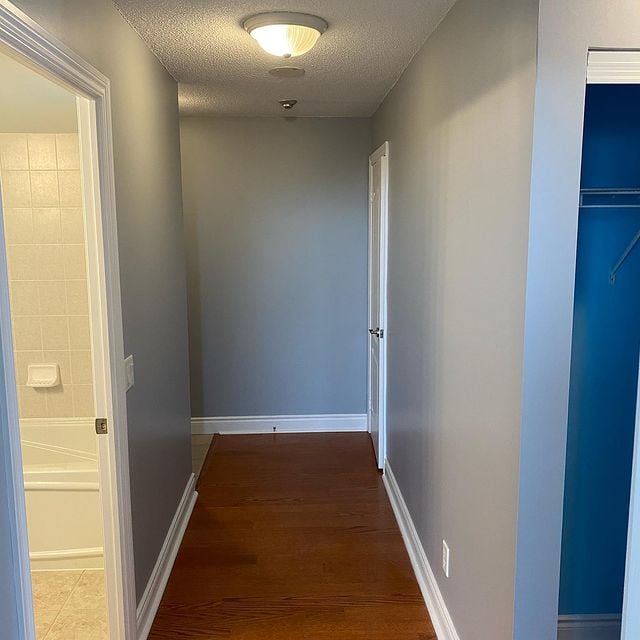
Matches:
[[0, 49, 111, 639], [0, 5, 136, 639]]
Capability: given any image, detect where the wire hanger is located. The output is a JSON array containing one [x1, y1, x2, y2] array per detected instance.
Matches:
[[610, 228, 640, 284]]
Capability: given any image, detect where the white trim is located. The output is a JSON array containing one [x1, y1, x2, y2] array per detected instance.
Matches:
[[367, 141, 389, 470], [622, 358, 640, 638], [0, 3, 136, 639], [20, 417, 95, 428], [191, 414, 368, 435], [24, 481, 99, 492], [244, 12, 328, 35], [76, 91, 135, 640], [136, 474, 197, 640], [383, 460, 460, 640], [30, 546, 103, 561], [558, 614, 622, 640], [29, 547, 103, 560], [370, 140, 389, 164], [587, 50, 640, 84], [30, 546, 104, 572]]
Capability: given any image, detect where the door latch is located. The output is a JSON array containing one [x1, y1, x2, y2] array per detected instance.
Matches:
[[369, 328, 384, 339], [95, 418, 108, 435]]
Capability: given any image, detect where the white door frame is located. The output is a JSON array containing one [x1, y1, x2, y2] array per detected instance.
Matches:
[[557, 50, 640, 639], [367, 141, 389, 469], [0, 2, 136, 639], [622, 358, 640, 639]]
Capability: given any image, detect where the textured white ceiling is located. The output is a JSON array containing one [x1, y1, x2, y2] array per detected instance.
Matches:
[[113, 0, 456, 117]]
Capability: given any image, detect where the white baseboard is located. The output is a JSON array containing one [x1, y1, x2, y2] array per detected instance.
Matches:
[[191, 413, 368, 435], [136, 473, 198, 640], [30, 546, 104, 571], [383, 460, 460, 640], [557, 614, 622, 640]]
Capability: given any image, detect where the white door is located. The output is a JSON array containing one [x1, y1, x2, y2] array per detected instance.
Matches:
[[368, 143, 389, 469], [622, 358, 640, 639]]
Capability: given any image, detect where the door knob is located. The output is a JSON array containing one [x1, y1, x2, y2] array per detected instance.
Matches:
[[369, 328, 384, 338]]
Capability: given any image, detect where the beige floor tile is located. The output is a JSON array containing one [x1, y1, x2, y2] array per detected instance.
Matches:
[[44, 608, 108, 640], [31, 570, 82, 609], [192, 445, 210, 461], [192, 448, 208, 461], [64, 570, 106, 610], [192, 457, 205, 476], [192, 434, 213, 446], [33, 607, 58, 640], [192, 434, 213, 478]]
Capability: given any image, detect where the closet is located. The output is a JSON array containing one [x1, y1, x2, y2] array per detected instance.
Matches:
[[559, 84, 640, 637]]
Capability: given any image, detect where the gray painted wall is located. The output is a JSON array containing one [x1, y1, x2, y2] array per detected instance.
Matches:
[[180, 116, 370, 417], [6, 0, 192, 604], [372, 0, 538, 638], [514, 2, 640, 638]]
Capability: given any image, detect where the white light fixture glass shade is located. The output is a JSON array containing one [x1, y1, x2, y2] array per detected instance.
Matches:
[[250, 24, 319, 58], [244, 13, 328, 58]]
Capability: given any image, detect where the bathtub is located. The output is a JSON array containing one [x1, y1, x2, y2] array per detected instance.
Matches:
[[21, 419, 104, 570]]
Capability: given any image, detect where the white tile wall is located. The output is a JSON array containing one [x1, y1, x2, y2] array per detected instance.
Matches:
[[0, 133, 95, 419], [27, 134, 57, 170]]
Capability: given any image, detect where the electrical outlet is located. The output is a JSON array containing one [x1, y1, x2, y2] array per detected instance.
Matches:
[[442, 540, 450, 578]]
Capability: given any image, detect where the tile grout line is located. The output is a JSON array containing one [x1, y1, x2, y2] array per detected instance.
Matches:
[[39, 569, 84, 640]]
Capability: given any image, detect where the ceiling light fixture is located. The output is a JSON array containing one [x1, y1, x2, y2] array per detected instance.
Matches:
[[243, 12, 328, 58]]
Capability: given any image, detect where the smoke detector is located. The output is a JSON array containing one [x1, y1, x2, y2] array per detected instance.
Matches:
[[279, 99, 298, 110]]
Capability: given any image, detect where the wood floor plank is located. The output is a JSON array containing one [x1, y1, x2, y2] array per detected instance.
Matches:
[[149, 433, 435, 639]]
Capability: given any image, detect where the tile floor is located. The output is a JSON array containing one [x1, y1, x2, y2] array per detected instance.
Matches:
[[192, 433, 214, 479], [30, 436, 212, 640], [32, 569, 107, 639]]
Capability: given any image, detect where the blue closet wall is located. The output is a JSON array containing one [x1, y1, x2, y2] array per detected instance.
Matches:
[[559, 84, 640, 615]]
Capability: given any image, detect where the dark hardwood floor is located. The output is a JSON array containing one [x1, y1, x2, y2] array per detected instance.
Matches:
[[149, 433, 436, 639]]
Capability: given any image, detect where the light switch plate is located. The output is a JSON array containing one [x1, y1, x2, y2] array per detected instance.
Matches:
[[124, 355, 134, 391]]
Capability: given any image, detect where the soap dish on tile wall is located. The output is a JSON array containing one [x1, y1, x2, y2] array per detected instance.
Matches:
[[26, 363, 60, 388]]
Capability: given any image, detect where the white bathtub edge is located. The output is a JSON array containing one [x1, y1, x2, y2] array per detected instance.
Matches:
[[136, 473, 198, 640], [24, 464, 103, 571]]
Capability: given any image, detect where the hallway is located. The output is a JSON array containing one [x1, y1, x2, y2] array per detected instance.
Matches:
[[149, 433, 435, 639]]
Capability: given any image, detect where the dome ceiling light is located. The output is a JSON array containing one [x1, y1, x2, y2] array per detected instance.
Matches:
[[243, 12, 328, 58]]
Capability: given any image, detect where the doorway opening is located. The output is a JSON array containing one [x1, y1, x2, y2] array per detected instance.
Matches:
[[0, 4, 136, 639], [0, 49, 109, 638], [557, 80, 640, 639]]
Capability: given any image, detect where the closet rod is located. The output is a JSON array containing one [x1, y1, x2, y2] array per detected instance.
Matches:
[[581, 188, 640, 193], [580, 188, 640, 208], [610, 228, 640, 284]]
